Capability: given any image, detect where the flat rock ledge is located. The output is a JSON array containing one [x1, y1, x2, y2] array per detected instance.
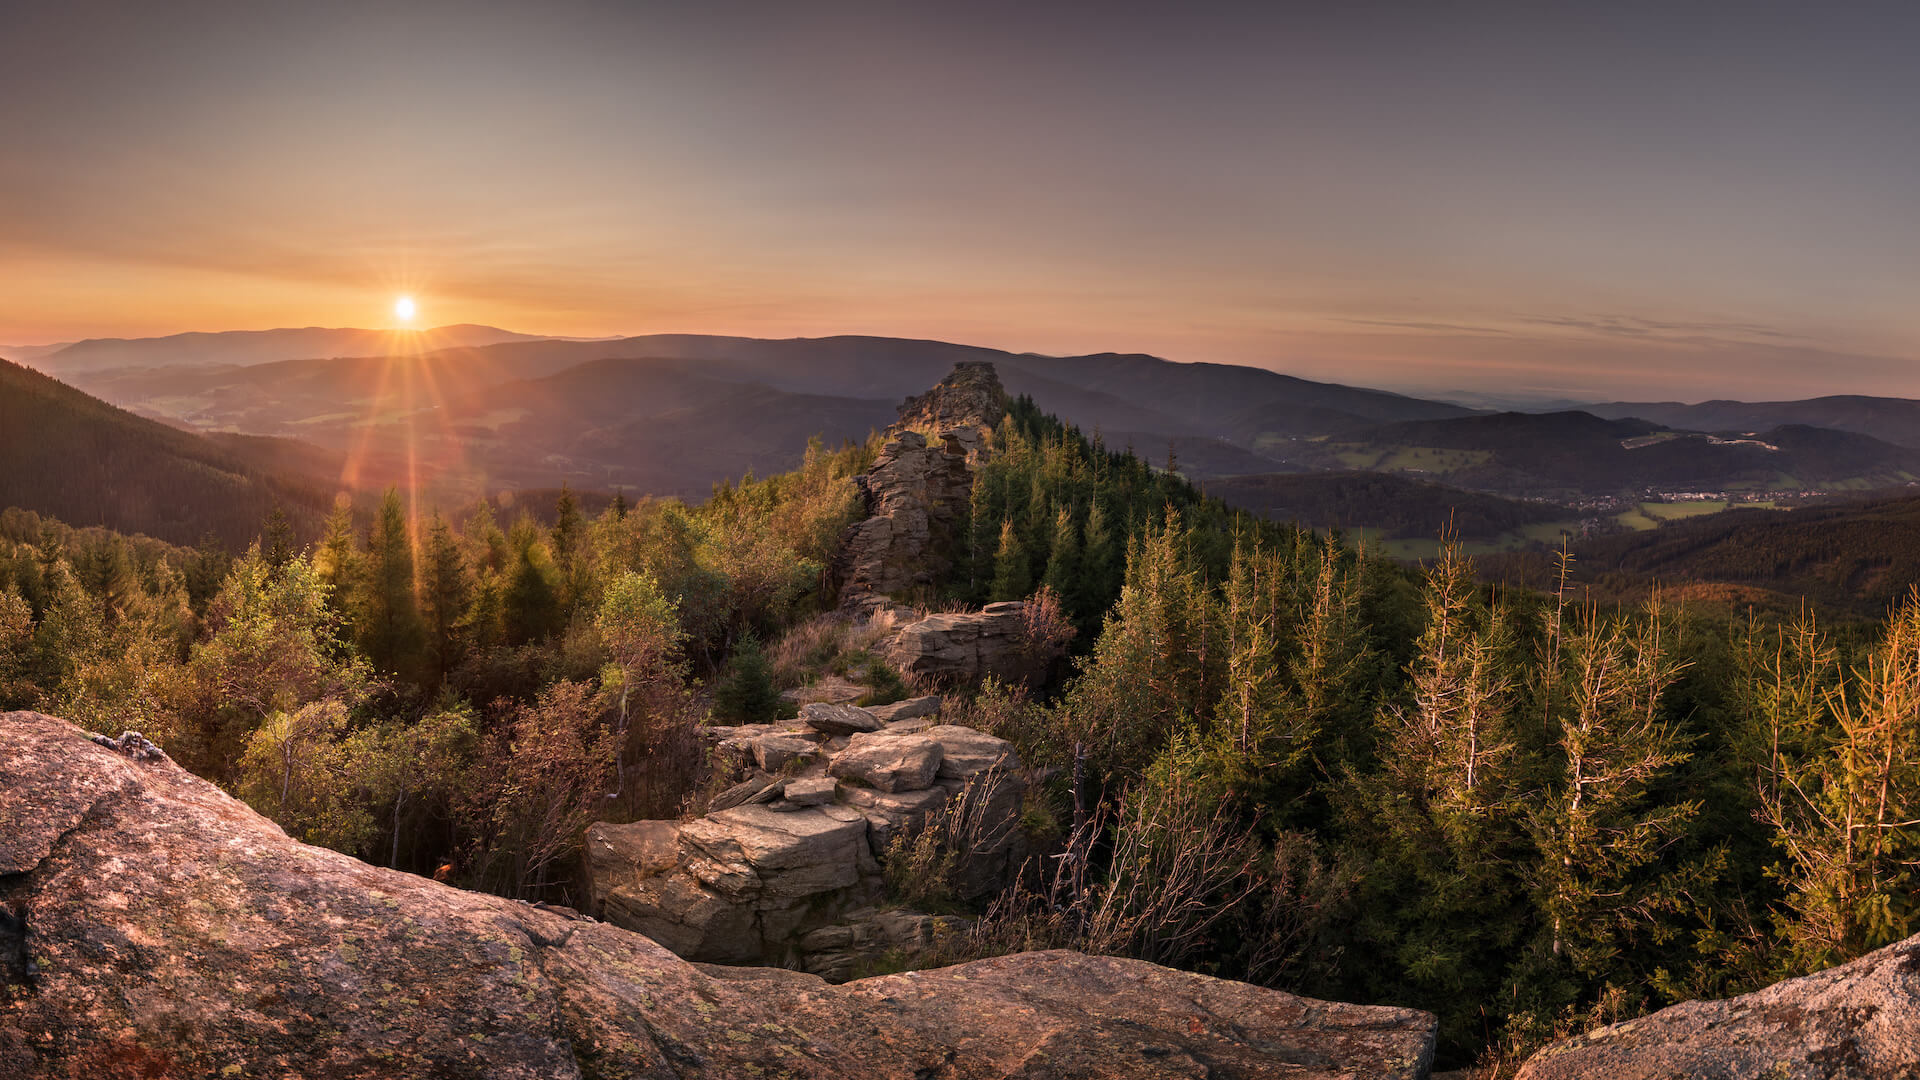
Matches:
[[1516, 932, 1920, 1080], [0, 710, 1436, 1079], [595, 704, 1031, 973]]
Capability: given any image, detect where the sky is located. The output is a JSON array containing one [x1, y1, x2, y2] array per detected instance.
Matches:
[[2, 0, 1917, 402]]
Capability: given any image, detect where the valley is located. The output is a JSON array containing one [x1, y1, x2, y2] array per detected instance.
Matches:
[[21, 328, 1920, 568]]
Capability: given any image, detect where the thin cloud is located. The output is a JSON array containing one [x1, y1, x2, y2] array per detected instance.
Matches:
[[1518, 313, 1797, 342], [1339, 318, 1512, 335]]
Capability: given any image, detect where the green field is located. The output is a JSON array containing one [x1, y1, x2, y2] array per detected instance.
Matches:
[[1360, 519, 1582, 561], [1330, 444, 1493, 473], [1617, 500, 1776, 531]]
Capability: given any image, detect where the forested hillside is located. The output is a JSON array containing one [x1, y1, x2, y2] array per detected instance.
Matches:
[[1483, 492, 1920, 618], [1307, 410, 1920, 497], [1205, 470, 1569, 540], [6, 382, 1920, 1071], [0, 358, 336, 546]]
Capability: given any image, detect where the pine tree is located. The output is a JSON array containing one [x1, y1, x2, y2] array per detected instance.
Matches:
[[990, 518, 1031, 602], [262, 505, 297, 577], [419, 513, 472, 684], [356, 488, 425, 678], [710, 634, 787, 724]]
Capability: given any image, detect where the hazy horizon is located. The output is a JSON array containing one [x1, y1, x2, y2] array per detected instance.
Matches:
[[5, 1, 1918, 402], [3, 320, 1881, 409]]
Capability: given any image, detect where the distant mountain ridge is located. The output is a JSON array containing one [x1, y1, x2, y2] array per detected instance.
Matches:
[[1583, 395, 1920, 450], [1300, 410, 1920, 498], [40, 332, 1481, 500], [27, 323, 551, 374], [22, 326, 1920, 528]]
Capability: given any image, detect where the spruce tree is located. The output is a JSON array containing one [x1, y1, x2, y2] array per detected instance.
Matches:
[[1337, 541, 1528, 1054], [1525, 594, 1714, 992], [1077, 497, 1116, 618], [710, 634, 788, 724], [1042, 506, 1080, 600], [504, 514, 563, 645], [1758, 597, 1920, 968], [551, 485, 587, 615], [990, 518, 1031, 602], [419, 513, 472, 684], [313, 495, 358, 619], [262, 505, 296, 577], [356, 488, 425, 678]]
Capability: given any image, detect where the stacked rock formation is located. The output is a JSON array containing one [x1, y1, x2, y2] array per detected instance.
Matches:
[[0, 710, 1442, 1078], [835, 430, 976, 602], [831, 362, 1068, 687], [892, 359, 1006, 459], [585, 696, 1031, 977], [836, 363, 1004, 610]]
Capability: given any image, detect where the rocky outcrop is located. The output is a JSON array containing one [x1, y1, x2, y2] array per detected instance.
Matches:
[[894, 360, 1006, 458], [888, 600, 1058, 686], [836, 363, 1005, 610], [1517, 933, 1920, 1079], [830, 363, 1067, 688], [798, 906, 972, 982], [837, 429, 977, 601], [0, 710, 1439, 1079], [590, 700, 1034, 975]]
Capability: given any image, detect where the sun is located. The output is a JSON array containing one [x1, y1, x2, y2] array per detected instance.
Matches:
[[393, 295, 417, 325]]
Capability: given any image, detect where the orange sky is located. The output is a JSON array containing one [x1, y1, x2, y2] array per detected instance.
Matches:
[[4, 2, 1918, 402]]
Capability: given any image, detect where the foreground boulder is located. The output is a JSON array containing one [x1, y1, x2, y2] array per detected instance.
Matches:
[[1518, 934, 1920, 1079], [0, 711, 1437, 1079]]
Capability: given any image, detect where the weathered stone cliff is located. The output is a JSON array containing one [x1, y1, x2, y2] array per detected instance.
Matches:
[[836, 362, 1005, 611], [886, 601, 1059, 687], [0, 710, 1439, 1079]]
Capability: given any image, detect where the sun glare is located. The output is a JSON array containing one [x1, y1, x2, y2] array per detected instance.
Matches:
[[393, 295, 416, 324]]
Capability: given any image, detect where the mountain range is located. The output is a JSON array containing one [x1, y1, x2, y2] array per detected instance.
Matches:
[[10, 325, 1920, 570]]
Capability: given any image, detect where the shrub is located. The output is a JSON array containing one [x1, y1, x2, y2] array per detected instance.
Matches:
[[855, 659, 910, 707], [711, 635, 794, 724]]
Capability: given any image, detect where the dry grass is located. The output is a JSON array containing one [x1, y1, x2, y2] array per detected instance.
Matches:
[[883, 765, 1028, 911], [962, 770, 1262, 970], [769, 611, 895, 690]]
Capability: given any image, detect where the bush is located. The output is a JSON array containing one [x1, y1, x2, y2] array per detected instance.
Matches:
[[711, 635, 794, 724], [855, 659, 910, 707]]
